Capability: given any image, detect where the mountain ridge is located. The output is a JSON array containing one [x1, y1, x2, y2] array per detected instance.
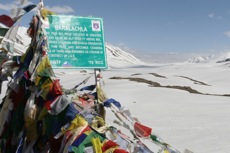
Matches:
[[3, 26, 230, 66], [6, 26, 144, 68]]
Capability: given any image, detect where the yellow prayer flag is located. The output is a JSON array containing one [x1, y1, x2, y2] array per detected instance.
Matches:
[[92, 137, 102, 153], [62, 115, 88, 132], [164, 150, 170, 153]]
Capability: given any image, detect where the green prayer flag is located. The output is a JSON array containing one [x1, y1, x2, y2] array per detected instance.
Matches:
[[72, 131, 105, 153], [0, 28, 8, 37]]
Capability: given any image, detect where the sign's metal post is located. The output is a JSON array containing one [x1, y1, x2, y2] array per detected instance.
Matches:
[[94, 69, 99, 104], [94, 68, 101, 104], [94, 69, 99, 116], [94, 69, 99, 96], [94, 69, 105, 119]]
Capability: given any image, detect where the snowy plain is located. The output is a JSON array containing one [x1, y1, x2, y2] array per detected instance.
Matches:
[[54, 60, 230, 153]]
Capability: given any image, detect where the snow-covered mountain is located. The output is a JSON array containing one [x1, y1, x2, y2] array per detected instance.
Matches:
[[2, 26, 143, 67], [185, 52, 230, 64], [186, 55, 215, 63], [4, 26, 230, 66], [216, 52, 230, 63], [105, 43, 144, 68]]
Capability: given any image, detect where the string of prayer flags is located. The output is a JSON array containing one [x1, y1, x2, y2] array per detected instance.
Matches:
[[135, 141, 154, 153], [73, 75, 92, 89], [106, 96, 180, 153], [109, 128, 130, 150]]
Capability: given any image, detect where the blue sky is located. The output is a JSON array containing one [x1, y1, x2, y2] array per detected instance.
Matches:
[[1, 0, 230, 54]]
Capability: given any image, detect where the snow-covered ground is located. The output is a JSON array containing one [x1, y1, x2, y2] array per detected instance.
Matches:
[[1, 26, 230, 152], [54, 61, 230, 153]]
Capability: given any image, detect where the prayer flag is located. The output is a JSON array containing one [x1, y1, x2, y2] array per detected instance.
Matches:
[[113, 149, 129, 153], [22, 4, 36, 13], [79, 85, 96, 91], [0, 15, 14, 27], [134, 122, 152, 137], [101, 140, 119, 152], [0, 28, 8, 37], [103, 98, 121, 108]]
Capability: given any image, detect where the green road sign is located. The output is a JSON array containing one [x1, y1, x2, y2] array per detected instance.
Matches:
[[45, 15, 107, 69]]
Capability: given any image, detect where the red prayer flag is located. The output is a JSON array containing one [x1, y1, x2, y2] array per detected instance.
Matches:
[[101, 140, 119, 152], [134, 122, 152, 137], [113, 149, 129, 153], [50, 79, 62, 96], [0, 15, 14, 27]]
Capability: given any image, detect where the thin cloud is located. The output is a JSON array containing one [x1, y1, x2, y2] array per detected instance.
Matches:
[[0, 0, 33, 11], [14, 0, 21, 5], [0, 1, 74, 14], [216, 16, 223, 20], [208, 12, 224, 20], [223, 31, 230, 38], [0, 3, 17, 11], [208, 13, 214, 18], [46, 5, 75, 14]]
